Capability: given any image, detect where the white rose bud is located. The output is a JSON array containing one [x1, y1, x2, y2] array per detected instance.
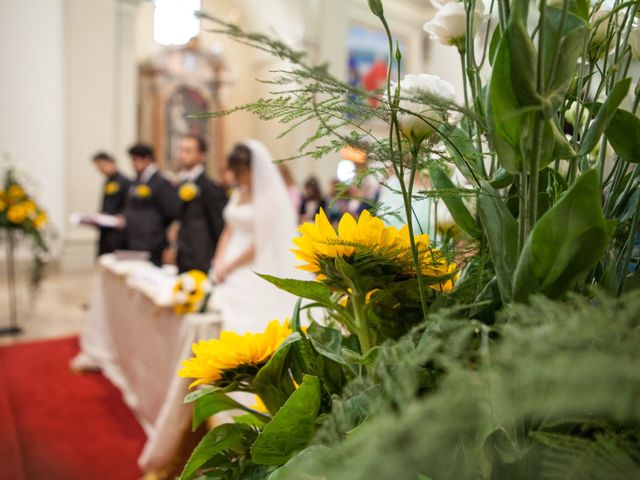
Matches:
[[423, 1, 487, 51], [629, 27, 640, 60], [391, 73, 456, 146], [564, 101, 589, 131]]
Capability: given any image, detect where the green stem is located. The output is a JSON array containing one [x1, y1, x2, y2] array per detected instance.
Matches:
[[351, 289, 372, 353], [518, 171, 528, 253]]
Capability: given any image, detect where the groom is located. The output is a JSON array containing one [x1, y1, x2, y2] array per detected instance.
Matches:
[[175, 134, 227, 273], [123, 143, 181, 266]]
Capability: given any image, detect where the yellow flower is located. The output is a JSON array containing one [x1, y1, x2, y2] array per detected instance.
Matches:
[[104, 181, 119, 195], [33, 211, 48, 230], [7, 184, 25, 201], [173, 270, 211, 314], [250, 395, 269, 414], [0, 197, 5, 213], [179, 319, 293, 388], [135, 184, 151, 198], [179, 183, 199, 202], [7, 204, 28, 224], [20, 200, 37, 219], [292, 209, 455, 291]]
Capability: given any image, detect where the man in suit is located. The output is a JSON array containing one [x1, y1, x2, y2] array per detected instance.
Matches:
[[123, 143, 180, 266], [92, 152, 131, 256], [176, 134, 227, 274]]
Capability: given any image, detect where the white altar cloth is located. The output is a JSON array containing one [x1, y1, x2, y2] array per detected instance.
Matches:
[[73, 255, 221, 473]]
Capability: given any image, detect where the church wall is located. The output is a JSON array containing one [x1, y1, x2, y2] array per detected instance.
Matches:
[[0, 0, 66, 251]]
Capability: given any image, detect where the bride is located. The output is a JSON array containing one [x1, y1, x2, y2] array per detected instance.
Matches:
[[212, 140, 302, 333]]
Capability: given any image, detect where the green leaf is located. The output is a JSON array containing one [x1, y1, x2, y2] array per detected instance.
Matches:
[[257, 274, 332, 306], [192, 392, 269, 430], [487, 35, 525, 174], [251, 375, 322, 466], [477, 183, 519, 304], [513, 170, 615, 301], [252, 339, 297, 414], [506, 1, 540, 108], [578, 78, 631, 156], [180, 424, 249, 480], [443, 126, 485, 184], [428, 164, 481, 239], [306, 321, 347, 365], [542, 8, 588, 118], [604, 108, 640, 163]]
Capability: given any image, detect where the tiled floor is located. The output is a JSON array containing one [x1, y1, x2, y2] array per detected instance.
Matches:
[[0, 268, 94, 346]]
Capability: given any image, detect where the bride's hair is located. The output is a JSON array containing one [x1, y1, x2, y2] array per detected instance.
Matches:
[[227, 144, 252, 174]]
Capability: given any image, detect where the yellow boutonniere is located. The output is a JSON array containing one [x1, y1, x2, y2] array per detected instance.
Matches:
[[135, 184, 152, 199], [105, 181, 120, 195], [179, 183, 199, 202]]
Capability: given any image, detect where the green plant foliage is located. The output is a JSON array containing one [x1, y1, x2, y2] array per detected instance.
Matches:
[[251, 375, 322, 465], [513, 170, 615, 301], [271, 292, 640, 479]]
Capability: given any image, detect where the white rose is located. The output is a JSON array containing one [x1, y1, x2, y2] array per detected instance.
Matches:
[[180, 274, 196, 293], [174, 291, 188, 304], [423, 1, 487, 50], [200, 280, 212, 294], [390, 73, 456, 145], [629, 27, 640, 60]]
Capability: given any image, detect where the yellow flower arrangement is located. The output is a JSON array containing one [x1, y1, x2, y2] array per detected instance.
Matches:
[[135, 184, 152, 199], [0, 194, 5, 212], [292, 209, 457, 291], [7, 184, 25, 201], [172, 269, 212, 315], [179, 182, 199, 202], [179, 319, 293, 388], [7, 204, 28, 224], [104, 181, 120, 195], [33, 211, 48, 230]]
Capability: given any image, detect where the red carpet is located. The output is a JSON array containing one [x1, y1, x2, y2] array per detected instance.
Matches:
[[0, 337, 146, 480]]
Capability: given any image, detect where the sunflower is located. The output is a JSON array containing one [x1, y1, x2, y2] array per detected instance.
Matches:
[[134, 184, 152, 199], [292, 209, 456, 291], [178, 183, 199, 202], [179, 319, 293, 388], [0, 196, 5, 213], [104, 181, 120, 195]]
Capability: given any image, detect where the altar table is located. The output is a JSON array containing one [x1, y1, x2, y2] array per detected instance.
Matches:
[[72, 255, 221, 473]]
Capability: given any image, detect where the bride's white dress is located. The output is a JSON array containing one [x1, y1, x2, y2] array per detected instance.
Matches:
[[211, 140, 302, 334]]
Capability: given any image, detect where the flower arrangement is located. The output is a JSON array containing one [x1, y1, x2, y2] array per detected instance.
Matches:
[[178, 182, 199, 202], [172, 270, 212, 314], [0, 167, 51, 332], [177, 1, 640, 478]]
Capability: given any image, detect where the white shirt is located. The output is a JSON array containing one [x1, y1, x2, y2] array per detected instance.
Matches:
[[178, 164, 204, 183], [139, 163, 159, 184]]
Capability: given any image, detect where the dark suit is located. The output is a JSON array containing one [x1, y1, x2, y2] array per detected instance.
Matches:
[[177, 172, 227, 273], [98, 172, 131, 256], [123, 170, 180, 266]]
